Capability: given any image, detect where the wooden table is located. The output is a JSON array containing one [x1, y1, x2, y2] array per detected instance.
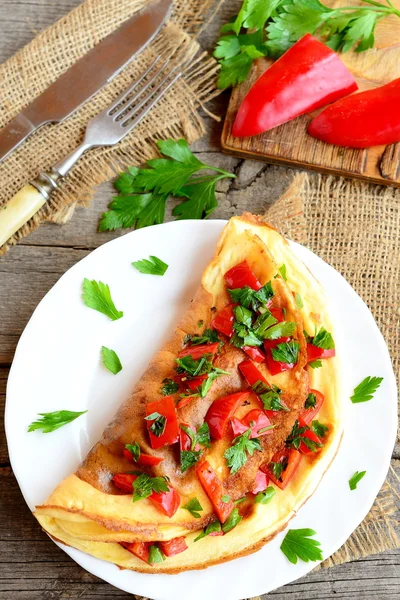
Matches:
[[0, 1, 399, 598]]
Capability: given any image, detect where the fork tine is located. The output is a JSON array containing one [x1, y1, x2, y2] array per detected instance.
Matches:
[[107, 55, 162, 114], [112, 57, 171, 120], [121, 70, 182, 131]]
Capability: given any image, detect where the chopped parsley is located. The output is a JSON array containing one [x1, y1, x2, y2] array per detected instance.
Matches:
[[132, 255, 168, 276], [286, 420, 323, 452], [263, 320, 296, 340], [222, 508, 242, 533], [161, 378, 179, 396], [82, 278, 123, 321], [269, 459, 287, 480], [148, 545, 166, 564], [125, 442, 140, 462], [271, 340, 300, 364], [309, 359, 322, 369], [294, 293, 304, 309], [305, 393, 317, 409], [350, 376, 383, 403], [181, 450, 203, 472], [278, 264, 287, 281], [254, 486, 276, 504], [194, 520, 222, 541], [144, 412, 167, 437], [101, 346, 123, 375], [349, 470, 366, 490], [224, 428, 262, 474], [132, 473, 169, 503], [258, 385, 289, 412], [253, 310, 277, 337], [311, 327, 335, 350], [221, 494, 231, 503], [182, 497, 203, 518], [175, 354, 213, 376], [228, 281, 274, 311], [27, 410, 87, 434], [280, 529, 323, 564], [184, 328, 220, 346], [180, 423, 211, 472], [311, 420, 329, 438]]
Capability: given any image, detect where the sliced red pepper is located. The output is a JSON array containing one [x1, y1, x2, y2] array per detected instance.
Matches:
[[196, 461, 234, 523], [123, 448, 164, 467], [230, 417, 248, 437], [224, 260, 261, 290], [179, 422, 200, 451], [211, 304, 235, 338], [232, 33, 357, 138], [251, 469, 269, 494], [112, 473, 180, 517], [205, 391, 250, 440], [146, 396, 179, 450], [307, 343, 336, 362], [241, 409, 273, 438], [265, 352, 294, 376], [243, 345, 266, 363], [297, 417, 322, 456], [308, 77, 400, 148], [300, 389, 324, 424], [178, 342, 219, 360], [266, 447, 302, 490], [239, 359, 269, 387], [121, 541, 150, 564], [269, 307, 285, 323], [186, 374, 207, 391], [158, 537, 188, 557]]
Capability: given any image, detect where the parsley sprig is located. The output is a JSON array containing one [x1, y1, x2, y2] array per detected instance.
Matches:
[[182, 497, 203, 518], [82, 279, 123, 321], [350, 376, 383, 403], [214, 0, 400, 89], [99, 139, 235, 231], [280, 528, 323, 564], [132, 255, 168, 276], [224, 428, 262, 474], [349, 470, 366, 490], [132, 473, 169, 503], [101, 346, 123, 375], [28, 410, 87, 433]]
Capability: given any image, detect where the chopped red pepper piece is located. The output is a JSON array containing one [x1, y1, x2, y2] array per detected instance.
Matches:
[[121, 541, 150, 563], [176, 396, 193, 410], [205, 391, 250, 440], [297, 417, 323, 456], [185, 374, 208, 391], [230, 417, 248, 437], [158, 537, 188, 557], [231, 409, 273, 439], [224, 260, 262, 290], [239, 359, 269, 387], [266, 447, 302, 490], [232, 33, 357, 138], [146, 396, 179, 450], [123, 448, 164, 467], [263, 336, 291, 351], [307, 343, 336, 362], [265, 352, 294, 376], [300, 389, 324, 424], [251, 469, 269, 494], [269, 307, 285, 323], [179, 422, 200, 451], [243, 345, 266, 363], [112, 473, 180, 517], [178, 342, 219, 360], [196, 461, 234, 523], [211, 304, 235, 338], [308, 78, 400, 148]]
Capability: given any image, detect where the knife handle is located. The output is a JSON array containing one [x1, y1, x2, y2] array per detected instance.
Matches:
[[0, 114, 38, 164], [0, 184, 46, 247]]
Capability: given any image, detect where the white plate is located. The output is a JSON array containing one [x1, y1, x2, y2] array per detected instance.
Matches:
[[5, 220, 397, 600]]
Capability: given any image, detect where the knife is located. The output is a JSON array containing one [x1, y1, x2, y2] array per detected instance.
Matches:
[[0, 0, 172, 164]]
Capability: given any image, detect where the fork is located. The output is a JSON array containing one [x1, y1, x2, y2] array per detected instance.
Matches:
[[0, 56, 181, 247]]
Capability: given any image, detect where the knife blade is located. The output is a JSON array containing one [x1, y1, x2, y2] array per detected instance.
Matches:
[[0, 0, 172, 164]]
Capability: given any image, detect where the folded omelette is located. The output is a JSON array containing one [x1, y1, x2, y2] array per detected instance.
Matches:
[[34, 213, 343, 572]]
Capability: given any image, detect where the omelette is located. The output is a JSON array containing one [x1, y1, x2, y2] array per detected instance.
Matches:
[[34, 213, 342, 572]]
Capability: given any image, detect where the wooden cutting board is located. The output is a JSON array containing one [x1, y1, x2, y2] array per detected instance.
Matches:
[[221, 1, 400, 186]]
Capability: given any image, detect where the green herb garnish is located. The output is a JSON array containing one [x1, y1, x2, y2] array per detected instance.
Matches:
[[271, 340, 300, 364], [182, 498, 203, 518], [132, 255, 168, 276], [82, 279, 123, 321], [311, 420, 329, 438], [305, 393, 317, 409], [254, 486, 276, 504], [101, 346, 123, 375], [194, 520, 222, 542], [222, 508, 243, 533], [350, 376, 383, 404], [280, 528, 323, 564], [161, 378, 179, 396], [224, 428, 262, 474], [148, 545, 166, 564], [125, 442, 141, 462], [145, 412, 167, 437], [311, 327, 335, 350], [294, 293, 304, 309], [27, 410, 87, 434], [349, 470, 366, 490], [132, 473, 169, 503]]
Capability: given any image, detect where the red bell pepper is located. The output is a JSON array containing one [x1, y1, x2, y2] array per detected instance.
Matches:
[[123, 448, 164, 467], [297, 417, 323, 456], [231, 409, 273, 438], [300, 389, 324, 424], [307, 343, 336, 362], [112, 473, 180, 517], [263, 336, 291, 351], [121, 541, 151, 563], [239, 359, 269, 387], [205, 391, 250, 439], [211, 305, 235, 338], [158, 537, 188, 557], [232, 33, 357, 138], [251, 469, 269, 494], [196, 461, 234, 523], [176, 396, 193, 410], [243, 345, 266, 363], [266, 447, 302, 490], [178, 342, 220, 360], [179, 422, 200, 451], [224, 260, 261, 290], [146, 396, 179, 450], [308, 77, 400, 148], [269, 307, 285, 323]]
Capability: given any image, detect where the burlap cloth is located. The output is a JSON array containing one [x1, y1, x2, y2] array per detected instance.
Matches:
[[0, 0, 221, 253], [0, 0, 399, 592]]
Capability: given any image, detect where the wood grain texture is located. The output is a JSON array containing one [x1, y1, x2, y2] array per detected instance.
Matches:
[[0, 0, 399, 598], [221, 0, 400, 186]]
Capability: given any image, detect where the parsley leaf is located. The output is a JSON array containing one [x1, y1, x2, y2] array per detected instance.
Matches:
[[182, 497, 203, 518], [309, 359, 322, 369], [259, 387, 289, 412], [350, 376, 383, 403], [253, 311, 277, 337], [305, 393, 317, 409], [255, 486, 276, 504], [217, 45, 264, 89], [228, 282, 274, 311], [287, 419, 323, 452], [349, 470, 366, 490], [100, 139, 235, 230], [144, 412, 167, 437], [125, 442, 140, 462], [180, 423, 211, 472], [312, 420, 329, 438], [82, 279, 123, 321], [269, 459, 286, 480], [194, 520, 222, 542], [312, 327, 335, 350], [132, 255, 168, 276], [185, 329, 220, 346], [222, 508, 243, 533], [294, 292, 304, 309], [161, 378, 179, 396], [280, 528, 323, 564], [234, 305, 254, 327], [224, 428, 262, 474], [101, 346, 122, 375], [271, 340, 300, 364], [278, 264, 288, 281], [28, 410, 87, 433], [175, 354, 214, 376], [181, 450, 203, 472], [148, 545, 166, 565], [263, 321, 296, 340], [132, 473, 169, 503]]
